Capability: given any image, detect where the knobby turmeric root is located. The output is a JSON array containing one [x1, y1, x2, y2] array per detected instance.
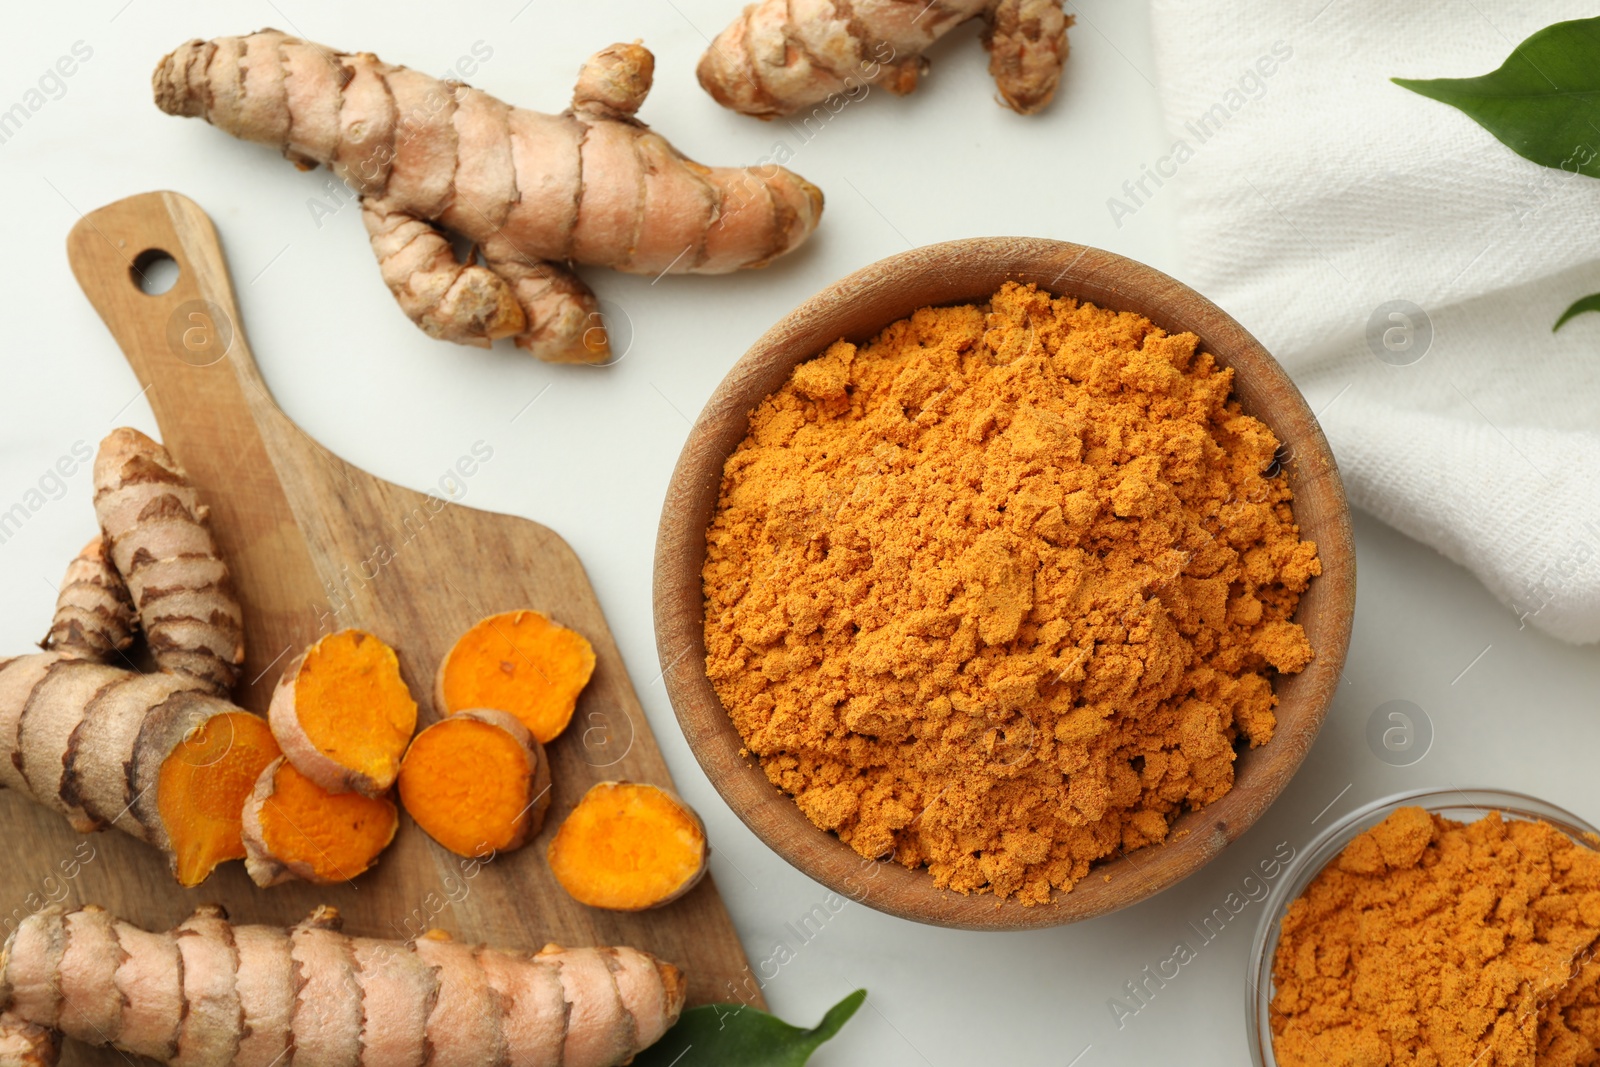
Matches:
[[1, 431, 282, 887], [269, 629, 417, 797], [93, 428, 244, 695], [0, 1013, 55, 1067], [153, 31, 825, 363], [0, 654, 280, 886], [40, 536, 135, 662], [242, 756, 400, 887], [436, 610, 596, 744], [0, 904, 686, 1067], [548, 783, 709, 911], [398, 709, 551, 858], [699, 0, 1071, 118]]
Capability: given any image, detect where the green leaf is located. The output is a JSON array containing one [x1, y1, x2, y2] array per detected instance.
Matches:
[[1553, 293, 1600, 332], [634, 990, 867, 1067], [1393, 16, 1600, 177]]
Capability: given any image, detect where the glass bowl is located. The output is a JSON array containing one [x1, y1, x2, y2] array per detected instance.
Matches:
[[1246, 787, 1600, 1066]]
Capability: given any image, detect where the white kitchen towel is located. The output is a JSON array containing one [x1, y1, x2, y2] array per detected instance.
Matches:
[[1146, 0, 1600, 643]]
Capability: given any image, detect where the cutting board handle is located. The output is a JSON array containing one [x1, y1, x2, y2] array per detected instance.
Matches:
[[65, 190, 330, 711], [65, 190, 283, 442]]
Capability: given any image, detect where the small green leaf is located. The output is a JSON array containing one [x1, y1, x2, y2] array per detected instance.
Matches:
[[635, 990, 867, 1067], [1554, 293, 1600, 332], [1393, 16, 1600, 177]]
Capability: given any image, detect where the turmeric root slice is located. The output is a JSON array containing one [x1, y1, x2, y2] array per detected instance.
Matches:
[[398, 709, 551, 858], [269, 629, 418, 797], [146, 704, 281, 887], [547, 782, 708, 911], [242, 756, 399, 886], [435, 610, 595, 744]]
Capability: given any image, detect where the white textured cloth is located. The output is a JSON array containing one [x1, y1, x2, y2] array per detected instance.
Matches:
[[1147, 0, 1600, 642]]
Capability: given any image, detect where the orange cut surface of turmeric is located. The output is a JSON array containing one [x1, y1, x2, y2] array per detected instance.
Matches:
[[285, 629, 417, 793], [548, 782, 707, 911], [158, 711, 280, 887], [437, 611, 596, 743], [399, 714, 548, 858], [255, 760, 398, 884]]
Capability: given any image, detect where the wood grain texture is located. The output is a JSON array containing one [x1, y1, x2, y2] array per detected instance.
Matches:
[[654, 237, 1357, 930], [0, 190, 764, 1067]]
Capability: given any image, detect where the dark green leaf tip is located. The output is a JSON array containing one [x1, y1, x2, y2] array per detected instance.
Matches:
[[1553, 292, 1600, 332], [635, 989, 867, 1067], [1391, 16, 1600, 178]]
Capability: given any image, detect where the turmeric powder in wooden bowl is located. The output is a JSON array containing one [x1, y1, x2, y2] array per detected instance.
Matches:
[[653, 238, 1355, 929]]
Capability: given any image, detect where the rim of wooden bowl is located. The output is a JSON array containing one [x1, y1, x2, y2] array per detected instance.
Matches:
[[652, 238, 1356, 930]]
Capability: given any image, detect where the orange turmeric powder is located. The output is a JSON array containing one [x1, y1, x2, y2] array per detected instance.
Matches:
[[702, 282, 1320, 902], [1271, 807, 1600, 1066]]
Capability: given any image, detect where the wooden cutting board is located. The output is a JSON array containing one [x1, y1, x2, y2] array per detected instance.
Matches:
[[2, 190, 758, 1064]]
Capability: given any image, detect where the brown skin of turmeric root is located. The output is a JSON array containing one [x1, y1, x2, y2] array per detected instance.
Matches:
[[269, 628, 418, 797], [153, 31, 825, 363], [242, 756, 400, 886], [699, 0, 1071, 118], [0, 904, 686, 1067], [41, 536, 136, 663], [399, 709, 551, 859], [93, 428, 244, 695], [548, 782, 709, 911], [436, 610, 596, 744]]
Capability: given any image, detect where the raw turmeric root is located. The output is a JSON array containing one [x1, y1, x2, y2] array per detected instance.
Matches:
[[699, 0, 1071, 118], [242, 756, 400, 886], [0, 1013, 55, 1067], [1, 430, 281, 887], [41, 536, 135, 662], [435, 610, 595, 744], [268, 628, 417, 797], [548, 783, 709, 911], [152, 31, 825, 363], [0, 653, 280, 886], [0, 904, 687, 1067], [93, 428, 244, 695], [398, 709, 551, 858]]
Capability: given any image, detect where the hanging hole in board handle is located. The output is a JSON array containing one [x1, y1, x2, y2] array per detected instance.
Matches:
[[131, 248, 180, 296], [128, 246, 238, 367]]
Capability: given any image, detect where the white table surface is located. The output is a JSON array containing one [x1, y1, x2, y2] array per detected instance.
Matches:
[[4, 3, 1596, 1063]]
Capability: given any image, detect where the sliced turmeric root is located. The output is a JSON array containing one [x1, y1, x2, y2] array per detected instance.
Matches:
[[149, 706, 281, 887], [398, 709, 551, 858], [547, 782, 708, 910], [435, 610, 595, 743], [269, 629, 418, 797], [242, 756, 399, 886]]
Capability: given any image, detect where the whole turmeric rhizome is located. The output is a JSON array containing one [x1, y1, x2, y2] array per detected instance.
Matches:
[[703, 282, 1320, 903]]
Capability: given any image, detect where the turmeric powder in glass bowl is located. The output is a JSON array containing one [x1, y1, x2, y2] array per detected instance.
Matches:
[[1247, 787, 1600, 1067]]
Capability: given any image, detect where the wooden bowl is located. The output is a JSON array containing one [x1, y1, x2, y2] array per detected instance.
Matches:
[[653, 238, 1356, 929]]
